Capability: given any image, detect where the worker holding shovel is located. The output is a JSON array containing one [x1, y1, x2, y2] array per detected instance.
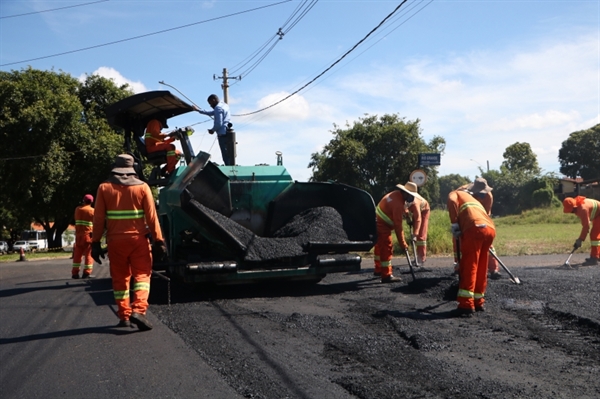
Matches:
[[448, 186, 496, 317], [563, 196, 600, 266], [404, 182, 430, 265]]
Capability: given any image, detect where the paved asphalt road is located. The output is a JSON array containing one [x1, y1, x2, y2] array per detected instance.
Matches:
[[0, 258, 243, 399]]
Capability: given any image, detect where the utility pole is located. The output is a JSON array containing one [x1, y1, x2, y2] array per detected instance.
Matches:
[[213, 68, 240, 104]]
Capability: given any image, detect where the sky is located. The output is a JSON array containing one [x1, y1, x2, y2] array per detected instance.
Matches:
[[1, 0, 598, 183]]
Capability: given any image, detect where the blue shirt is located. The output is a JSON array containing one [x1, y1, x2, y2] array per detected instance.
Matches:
[[199, 102, 230, 136]]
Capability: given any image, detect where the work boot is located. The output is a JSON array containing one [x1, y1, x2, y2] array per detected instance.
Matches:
[[381, 275, 401, 283], [373, 271, 381, 276], [71, 274, 80, 279], [581, 257, 599, 266], [116, 319, 131, 328], [130, 312, 153, 331], [452, 307, 475, 318], [489, 271, 502, 280], [475, 305, 485, 312], [81, 274, 93, 279]]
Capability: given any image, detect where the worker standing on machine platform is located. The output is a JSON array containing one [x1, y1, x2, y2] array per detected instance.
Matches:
[[373, 184, 415, 283], [145, 119, 181, 175], [195, 94, 233, 166], [72, 194, 95, 279], [404, 182, 430, 265], [448, 187, 496, 317], [91, 154, 167, 330], [563, 196, 600, 266], [454, 177, 501, 279]]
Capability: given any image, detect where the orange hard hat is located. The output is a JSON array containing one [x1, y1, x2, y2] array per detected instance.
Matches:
[[562, 197, 576, 213]]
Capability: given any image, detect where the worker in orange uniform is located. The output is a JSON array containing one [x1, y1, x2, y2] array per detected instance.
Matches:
[[404, 182, 430, 265], [373, 184, 415, 283], [91, 154, 167, 330], [453, 177, 500, 279], [72, 194, 95, 279], [563, 196, 600, 266], [145, 119, 181, 175], [448, 186, 496, 316]]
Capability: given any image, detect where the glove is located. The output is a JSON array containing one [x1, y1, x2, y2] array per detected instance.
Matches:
[[574, 239, 582, 249], [411, 235, 418, 242], [152, 240, 168, 262], [91, 242, 105, 265], [451, 223, 461, 238]]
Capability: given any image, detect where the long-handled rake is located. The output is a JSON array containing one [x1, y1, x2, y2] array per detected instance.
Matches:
[[489, 250, 521, 284]]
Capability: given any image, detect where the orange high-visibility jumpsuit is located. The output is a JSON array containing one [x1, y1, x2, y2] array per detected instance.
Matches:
[[92, 181, 163, 321], [448, 190, 496, 311], [573, 196, 600, 260], [453, 184, 499, 274], [72, 204, 94, 277], [374, 190, 410, 279], [145, 119, 181, 174], [407, 197, 430, 264]]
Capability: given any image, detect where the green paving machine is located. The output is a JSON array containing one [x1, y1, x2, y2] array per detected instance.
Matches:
[[106, 91, 376, 284]]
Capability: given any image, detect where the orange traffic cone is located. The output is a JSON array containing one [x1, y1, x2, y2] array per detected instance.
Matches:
[[19, 247, 26, 262]]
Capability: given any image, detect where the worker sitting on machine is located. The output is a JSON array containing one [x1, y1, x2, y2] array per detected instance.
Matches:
[[145, 119, 181, 175]]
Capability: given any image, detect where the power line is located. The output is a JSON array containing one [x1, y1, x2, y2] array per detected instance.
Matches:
[[232, 0, 409, 117], [0, 0, 291, 67], [0, 0, 109, 19], [228, 0, 318, 79]]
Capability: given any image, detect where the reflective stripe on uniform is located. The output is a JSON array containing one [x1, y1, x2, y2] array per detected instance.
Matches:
[[459, 201, 486, 214], [144, 133, 160, 142], [416, 240, 426, 247], [380, 260, 391, 267], [114, 290, 130, 300], [376, 205, 394, 226], [83, 264, 93, 270], [457, 288, 474, 299], [591, 201, 598, 220], [474, 292, 485, 299], [133, 282, 150, 292], [591, 240, 600, 247], [106, 209, 145, 220], [75, 220, 93, 226]]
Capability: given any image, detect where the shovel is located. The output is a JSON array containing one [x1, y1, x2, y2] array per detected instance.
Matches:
[[489, 250, 521, 284], [411, 239, 420, 267], [561, 247, 578, 268], [404, 248, 417, 281]]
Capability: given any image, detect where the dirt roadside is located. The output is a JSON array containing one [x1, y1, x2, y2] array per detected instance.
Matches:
[[149, 254, 600, 399]]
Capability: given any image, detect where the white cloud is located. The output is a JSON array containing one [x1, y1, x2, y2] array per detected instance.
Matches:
[[78, 67, 148, 93]]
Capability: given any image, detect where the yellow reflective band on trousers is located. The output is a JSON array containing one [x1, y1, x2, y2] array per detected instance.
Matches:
[[459, 201, 486, 214], [114, 290, 130, 300], [376, 205, 394, 226], [106, 209, 145, 220], [380, 260, 391, 267], [75, 220, 93, 226], [474, 292, 485, 299], [458, 288, 474, 299], [592, 240, 600, 247], [591, 202, 598, 220], [133, 282, 150, 292], [83, 264, 93, 270], [416, 240, 426, 247]]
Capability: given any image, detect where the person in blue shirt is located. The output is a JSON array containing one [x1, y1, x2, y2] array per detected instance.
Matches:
[[196, 94, 233, 165]]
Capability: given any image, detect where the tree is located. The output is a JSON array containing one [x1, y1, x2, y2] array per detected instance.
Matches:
[[0, 68, 132, 249], [502, 142, 541, 175], [438, 174, 471, 208], [308, 114, 445, 203], [558, 124, 600, 179]]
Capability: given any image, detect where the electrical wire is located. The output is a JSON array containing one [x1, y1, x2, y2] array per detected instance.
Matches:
[[232, 0, 409, 117], [0, 0, 291, 67], [0, 0, 108, 19], [228, 0, 318, 79]]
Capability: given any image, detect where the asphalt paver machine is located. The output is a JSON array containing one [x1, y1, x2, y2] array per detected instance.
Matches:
[[106, 91, 377, 284]]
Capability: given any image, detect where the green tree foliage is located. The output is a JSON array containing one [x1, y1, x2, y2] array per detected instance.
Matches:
[[558, 124, 600, 179], [502, 142, 541, 175], [0, 68, 132, 248], [308, 114, 445, 203], [437, 173, 471, 208]]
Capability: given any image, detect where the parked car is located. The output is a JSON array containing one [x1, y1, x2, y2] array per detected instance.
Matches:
[[0, 241, 8, 254], [12, 241, 30, 252]]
